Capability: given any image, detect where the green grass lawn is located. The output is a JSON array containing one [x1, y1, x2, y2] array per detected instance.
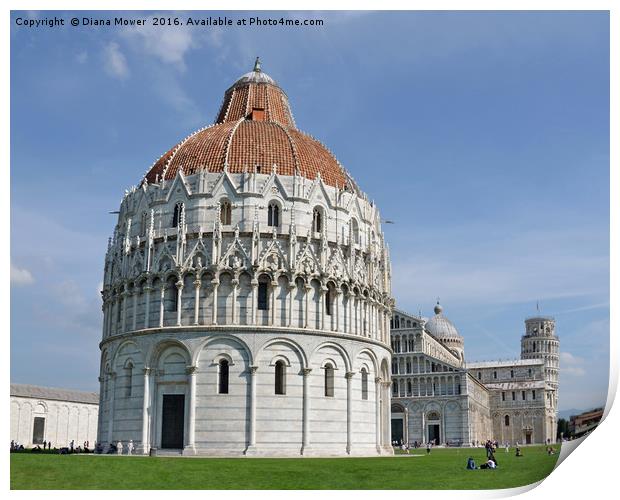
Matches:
[[10, 445, 560, 490]]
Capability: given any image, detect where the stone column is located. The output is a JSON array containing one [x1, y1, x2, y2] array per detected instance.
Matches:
[[107, 372, 116, 448], [158, 285, 165, 328], [176, 281, 184, 326], [382, 381, 391, 449], [121, 286, 128, 333], [102, 301, 108, 338], [184, 366, 197, 454], [231, 278, 239, 325], [346, 371, 354, 454], [335, 290, 341, 332], [348, 292, 354, 334], [246, 366, 259, 454], [287, 283, 295, 327], [193, 279, 201, 325], [270, 281, 277, 326], [302, 368, 312, 454], [97, 376, 104, 445], [141, 368, 150, 454], [362, 297, 370, 337], [304, 284, 311, 328], [375, 377, 382, 453], [144, 284, 152, 329], [251, 279, 258, 325], [132, 289, 138, 331], [404, 407, 409, 445], [211, 279, 219, 325], [319, 287, 326, 330]]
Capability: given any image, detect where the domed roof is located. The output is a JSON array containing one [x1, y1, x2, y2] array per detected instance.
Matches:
[[143, 58, 359, 193], [425, 301, 462, 340], [229, 57, 278, 88]]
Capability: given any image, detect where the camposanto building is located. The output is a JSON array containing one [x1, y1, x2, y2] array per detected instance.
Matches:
[[390, 304, 559, 446], [10, 384, 99, 448], [98, 60, 394, 456]]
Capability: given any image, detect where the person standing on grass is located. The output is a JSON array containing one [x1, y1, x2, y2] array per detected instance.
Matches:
[[427, 442, 431, 454]]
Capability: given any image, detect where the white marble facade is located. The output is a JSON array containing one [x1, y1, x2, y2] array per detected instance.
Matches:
[[98, 65, 394, 457], [10, 384, 99, 448], [390, 307, 559, 446]]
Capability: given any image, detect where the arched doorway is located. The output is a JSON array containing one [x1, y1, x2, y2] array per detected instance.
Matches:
[[391, 404, 405, 444], [426, 411, 441, 445], [151, 343, 191, 451]]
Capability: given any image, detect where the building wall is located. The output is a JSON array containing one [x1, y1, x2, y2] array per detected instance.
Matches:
[[100, 166, 395, 457], [390, 310, 558, 446], [10, 396, 98, 448], [98, 330, 392, 456]]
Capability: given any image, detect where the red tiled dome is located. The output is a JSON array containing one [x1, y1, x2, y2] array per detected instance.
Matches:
[[144, 59, 357, 191]]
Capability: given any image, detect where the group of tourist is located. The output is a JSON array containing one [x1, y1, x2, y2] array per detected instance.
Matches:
[[100, 439, 135, 455], [392, 438, 441, 455], [10, 439, 93, 454]]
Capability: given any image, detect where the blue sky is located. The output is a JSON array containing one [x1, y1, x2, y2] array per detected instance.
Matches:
[[10, 10, 609, 412]]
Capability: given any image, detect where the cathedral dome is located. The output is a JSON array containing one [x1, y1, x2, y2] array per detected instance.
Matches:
[[425, 302, 461, 339], [143, 58, 358, 193]]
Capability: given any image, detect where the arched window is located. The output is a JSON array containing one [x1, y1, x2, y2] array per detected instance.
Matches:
[[257, 279, 269, 310], [477, 371, 482, 380], [325, 287, 332, 316], [268, 202, 280, 227], [324, 363, 334, 397], [351, 218, 359, 244], [275, 360, 286, 395], [312, 207, 322, 233], [116, 293, 122, 323], [140, 211, 148, 237], [125, 361, 133, 397], [172, 202, 184, 228], [407, 380, 412, 395], [361, 368, 368, 400], [504, 415, 510, 426], [220, 199, 232, 225], [493, 371, 497, 379], [166, 278, 178, 312], [218, 359, 229, 394], [510, 369, 514, 378]]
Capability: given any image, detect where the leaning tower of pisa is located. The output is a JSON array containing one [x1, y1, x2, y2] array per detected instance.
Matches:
[[521, 315, 559, 441]]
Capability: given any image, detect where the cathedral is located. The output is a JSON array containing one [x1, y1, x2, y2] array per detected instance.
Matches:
[[389, 304, 559, 446], [97, 59, 394, 456]]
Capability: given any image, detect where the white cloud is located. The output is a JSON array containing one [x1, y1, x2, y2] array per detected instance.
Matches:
[[10, 264, 34, 286], [103, 42, 129, 80], [560, 351, 586, 377], [121, 21, 196, 69]]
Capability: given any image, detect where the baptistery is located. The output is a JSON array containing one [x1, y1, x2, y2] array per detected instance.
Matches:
[[97, 59, 394, 456]]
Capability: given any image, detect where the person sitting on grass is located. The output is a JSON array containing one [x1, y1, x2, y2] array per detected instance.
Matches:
[[515, 446, 523, 457], [466, 457, 477, 470], [480, 458, 497, 469]]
